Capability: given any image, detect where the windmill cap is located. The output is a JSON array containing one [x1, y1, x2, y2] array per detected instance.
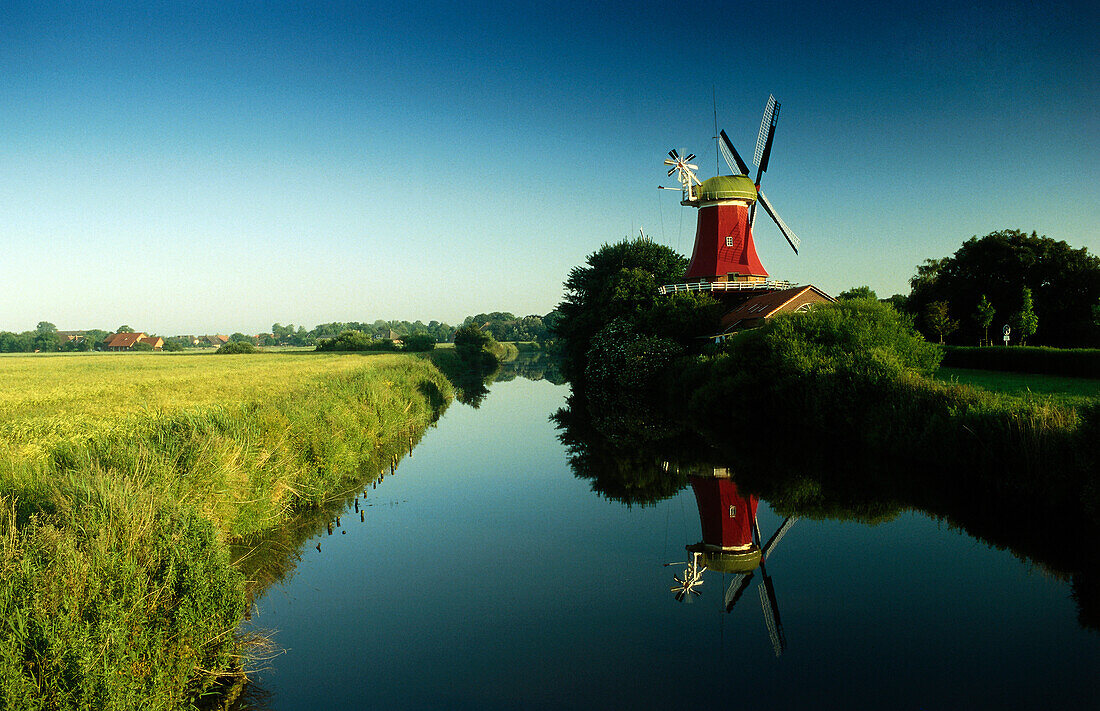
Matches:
[[695, 175, 758, 203], [702, 546, 762, 573]]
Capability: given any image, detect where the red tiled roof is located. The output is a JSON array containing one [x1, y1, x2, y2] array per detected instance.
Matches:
[[105, 332, 146, 348], [720, 286, 835, 329]]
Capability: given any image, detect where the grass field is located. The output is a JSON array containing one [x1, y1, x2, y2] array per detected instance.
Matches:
[[0, 350, 454, 708], [936, 366, 1100, 408], [1, 351, 408, 442]]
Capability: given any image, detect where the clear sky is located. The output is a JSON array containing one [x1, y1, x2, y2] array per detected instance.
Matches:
[[2, 0, 1097, 334]]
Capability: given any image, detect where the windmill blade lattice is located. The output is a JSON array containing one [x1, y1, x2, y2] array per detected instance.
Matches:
[[757, 190, 800, 254], [754, 94, 779, 169], [718, 130, 750, 176]]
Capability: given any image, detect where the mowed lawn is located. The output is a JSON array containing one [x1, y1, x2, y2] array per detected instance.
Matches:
[[0, 350, 409, 442], [936, 366, 1100, 408]]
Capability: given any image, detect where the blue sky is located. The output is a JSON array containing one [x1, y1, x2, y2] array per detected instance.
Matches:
[[2, 1, 1097, 334]]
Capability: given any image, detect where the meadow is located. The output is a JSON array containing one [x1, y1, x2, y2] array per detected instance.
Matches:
[[936, 366, 1100, 409], [0, 350, 453, 709]]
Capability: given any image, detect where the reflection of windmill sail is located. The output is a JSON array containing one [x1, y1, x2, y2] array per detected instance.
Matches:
[[724, 516, 796, 613], [759, 574, 786, 657], [723, 572, 754, 612]]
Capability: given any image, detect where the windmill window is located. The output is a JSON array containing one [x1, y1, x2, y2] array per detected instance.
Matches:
[[726, 235, 733, 247]]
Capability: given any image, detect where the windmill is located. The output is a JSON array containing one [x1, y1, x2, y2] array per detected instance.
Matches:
[[661, 95, 801, 291]]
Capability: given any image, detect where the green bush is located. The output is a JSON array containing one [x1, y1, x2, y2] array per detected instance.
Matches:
[[215, 341, 258, 354], [943, 345, 1100, 377], [315, 330, 397, 352], [585, 319, 683, 389], [402, 333, 435, 352], [454, 324, 498, 367]]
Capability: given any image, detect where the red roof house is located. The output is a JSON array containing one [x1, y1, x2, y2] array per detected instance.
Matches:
[[719, 285, 835, 333]]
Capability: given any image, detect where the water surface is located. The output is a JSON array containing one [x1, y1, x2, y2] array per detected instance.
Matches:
[[242, 376, 1099, 709]]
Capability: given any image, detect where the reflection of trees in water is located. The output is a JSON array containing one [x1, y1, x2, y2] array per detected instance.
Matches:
[[556, 385, 1100, 631]]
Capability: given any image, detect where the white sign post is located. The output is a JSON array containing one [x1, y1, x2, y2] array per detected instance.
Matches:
[[1002, 324, 1011, 346]]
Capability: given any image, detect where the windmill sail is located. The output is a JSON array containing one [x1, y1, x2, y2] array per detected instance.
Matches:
[[719, 130, 750, 176], [757, 190, 800, 254], [754, 95, 779, 169]]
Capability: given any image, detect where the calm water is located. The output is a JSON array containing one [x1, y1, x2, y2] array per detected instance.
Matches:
[[241, 376, 1099, 710]]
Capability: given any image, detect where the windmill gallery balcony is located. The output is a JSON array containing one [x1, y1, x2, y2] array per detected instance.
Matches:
[[657, 279, 794, 295]]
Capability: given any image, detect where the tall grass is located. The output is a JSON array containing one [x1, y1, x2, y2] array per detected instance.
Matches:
[[0, 352, 453, 708]]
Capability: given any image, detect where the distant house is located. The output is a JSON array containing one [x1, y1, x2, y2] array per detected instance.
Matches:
[[718, 285, 836, 334], [384, 329, 404, 347], [104, 332, 146, 351], [139, 336, 164, 350], [204, 335, 230, 347], [56, 330, 86, 344]]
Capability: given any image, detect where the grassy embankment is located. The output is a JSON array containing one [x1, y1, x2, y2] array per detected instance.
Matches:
[[0, 351, 452, 710]]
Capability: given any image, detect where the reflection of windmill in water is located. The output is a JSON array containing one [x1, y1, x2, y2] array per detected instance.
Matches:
[[668, 467, 797, 657]]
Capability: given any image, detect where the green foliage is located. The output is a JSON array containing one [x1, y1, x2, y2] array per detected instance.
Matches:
[[314, 331, 405, 352], [905, 230, 1100, 346], [453, 324, 498, 368], [132, 341, 154, 352], [837, 285, 878, 301], [162, 339, 185, 352], [941, 345, 1100, 378], [116, 325, 134, 333], [215, 341, 258, 354], [728, 299, 942, 385], [584, 320, 684, 390], [228, 332, 253, 343], [924, 300, 959, 344], [554, 238, 723, 381], [401, 333, 435, 352], [461, 312, 552, 343], [975, 294, 996, 344], [1015, 286, 1039, 345]]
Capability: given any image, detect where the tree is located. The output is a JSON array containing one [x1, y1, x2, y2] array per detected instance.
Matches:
[[116, 325, 135, 333], [32, 321, 61, 352], [905, 230, 1100, 346], [974, 294, 996, 346], [924, 301, 958, 344], [229, 332, 253, 343], [454, 324, 496, 367], [84, 329, 109, 350], [554, 238, 691, 379], [402, 333, 435, 352], [1014, 287, 1038, 345], [837, 286, 878, 301]]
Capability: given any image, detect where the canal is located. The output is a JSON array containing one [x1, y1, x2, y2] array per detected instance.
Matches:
[[238, 373, 1099, 709]]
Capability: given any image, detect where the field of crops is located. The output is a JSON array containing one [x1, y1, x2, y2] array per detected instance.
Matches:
[[0, 350, 401, 425]]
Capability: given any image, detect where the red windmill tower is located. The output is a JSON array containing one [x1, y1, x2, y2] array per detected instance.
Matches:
[[662, 95, 801, 296]]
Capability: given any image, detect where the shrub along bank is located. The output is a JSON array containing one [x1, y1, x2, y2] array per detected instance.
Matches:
[[663, 300, 1098, 512], [0, 353, 453, 709]]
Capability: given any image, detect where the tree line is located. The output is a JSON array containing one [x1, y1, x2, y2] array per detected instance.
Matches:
[[1, 313, 559, 353], [841, 229, 1100, 347]]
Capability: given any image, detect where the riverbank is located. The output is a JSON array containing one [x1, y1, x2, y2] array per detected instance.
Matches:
[[0, 352, 453, 709]]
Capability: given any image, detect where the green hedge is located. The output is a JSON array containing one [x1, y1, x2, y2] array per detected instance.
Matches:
[[942, 346, 1100, 378]]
